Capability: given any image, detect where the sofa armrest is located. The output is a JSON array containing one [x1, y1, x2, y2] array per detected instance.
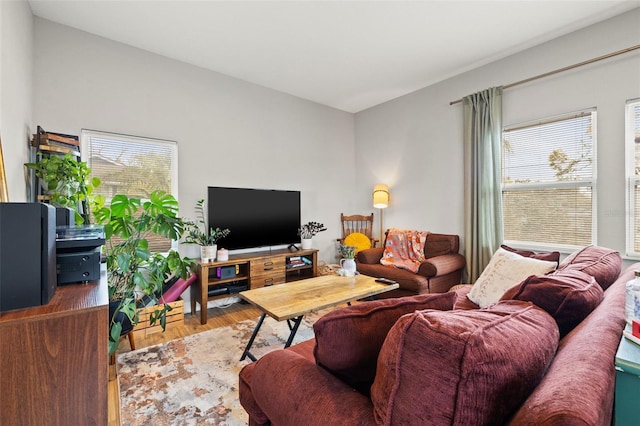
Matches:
[[417, 253, 466, 277], [250, 349, 375, 425], [356, 247, 384, 264]]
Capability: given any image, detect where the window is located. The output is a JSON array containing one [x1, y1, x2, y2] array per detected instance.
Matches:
[[626, 99, 640, 258], [81, 130, 178, 252], [502, 110, 596, 249]]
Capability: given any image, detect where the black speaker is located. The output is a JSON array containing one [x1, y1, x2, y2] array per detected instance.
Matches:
[[0, 203, 56, 312], [56, 207, 75, 226]]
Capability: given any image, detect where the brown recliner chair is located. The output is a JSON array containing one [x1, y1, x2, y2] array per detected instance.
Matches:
[[356, 232, 465, 296]]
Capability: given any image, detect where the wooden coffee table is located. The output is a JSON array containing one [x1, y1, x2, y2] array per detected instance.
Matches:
[[239, 274, 398, 361]]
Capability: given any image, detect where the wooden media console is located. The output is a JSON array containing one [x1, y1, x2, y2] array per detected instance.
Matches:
[[191, 247, 318, 324]]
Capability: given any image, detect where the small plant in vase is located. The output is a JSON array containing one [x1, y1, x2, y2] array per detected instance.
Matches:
[[298, 221, 327, 249], [183, 199, 230, 263], [339, 244, 358, 276], [339, 244, 356, 259]]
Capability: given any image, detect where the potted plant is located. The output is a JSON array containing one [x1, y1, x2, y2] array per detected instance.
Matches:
[[183, 199, 230, 263], [339, 244, 356, 259], [298, 221, 327, 249], [25, 153, 100, 224], [339, 244, 357, 276], [91, 190, 194, 356]]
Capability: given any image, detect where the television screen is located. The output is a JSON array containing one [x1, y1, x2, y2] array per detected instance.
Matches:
[[207, 186, 301, 250]]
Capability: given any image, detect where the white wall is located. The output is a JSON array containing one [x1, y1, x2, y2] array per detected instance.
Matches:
[[32, 18, 355, 265], [0, 0, 33, 202], [355, 8, 640, 262]]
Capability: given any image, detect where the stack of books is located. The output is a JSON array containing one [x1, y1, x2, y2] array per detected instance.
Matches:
[[287, 256, 306, 269]]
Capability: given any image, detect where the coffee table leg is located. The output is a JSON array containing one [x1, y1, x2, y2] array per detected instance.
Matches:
[[284, 316, 304, 348], [241, 313, 267, 362]]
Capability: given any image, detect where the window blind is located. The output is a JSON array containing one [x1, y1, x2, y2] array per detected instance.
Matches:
[[627, 100, 640, 256], [81, 130, 178, 252], [502, 110, 596, 247]]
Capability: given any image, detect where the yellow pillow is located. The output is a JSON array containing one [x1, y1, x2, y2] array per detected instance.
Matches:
[[344, 232, 372, 254]]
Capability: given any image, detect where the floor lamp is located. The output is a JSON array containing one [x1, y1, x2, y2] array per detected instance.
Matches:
[[373, 184, 389, 244]]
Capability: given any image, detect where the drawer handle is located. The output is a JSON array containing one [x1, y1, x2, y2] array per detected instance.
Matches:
[[264, 267, 274, 271], [264, 278, 273, 284], [264, 261, 274, 267]]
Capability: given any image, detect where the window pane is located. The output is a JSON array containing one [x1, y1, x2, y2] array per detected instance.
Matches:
[[502, 110, 595, 247], [86, 136, 174, 199], [82, 131, 178, 252], [503, 113, 593, 184], [503, 187, 592, 246]]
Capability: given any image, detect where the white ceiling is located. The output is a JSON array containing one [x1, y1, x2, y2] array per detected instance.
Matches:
[[28, 0, 640, 113]]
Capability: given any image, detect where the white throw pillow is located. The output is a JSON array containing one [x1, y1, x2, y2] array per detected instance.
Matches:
[[468, 247, 557, 308]]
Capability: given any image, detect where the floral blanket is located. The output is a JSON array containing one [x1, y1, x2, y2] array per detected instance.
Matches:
[[380, 228, 428, 272]]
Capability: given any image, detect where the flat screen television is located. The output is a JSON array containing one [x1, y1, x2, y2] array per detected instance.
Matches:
[[207, 186, 301, 250]]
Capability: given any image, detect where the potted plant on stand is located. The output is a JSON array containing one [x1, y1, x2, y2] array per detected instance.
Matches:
[[25, 153, 100, 224], [183, 199, 230, 263], [299, 221, 327, 250], [91, 190, 194, 356]]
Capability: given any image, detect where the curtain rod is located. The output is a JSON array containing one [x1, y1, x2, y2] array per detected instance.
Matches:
[[449, 44, 640, 106]]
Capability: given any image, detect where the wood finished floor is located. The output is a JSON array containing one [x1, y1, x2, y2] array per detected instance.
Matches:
[[107, 302, 263, 426]]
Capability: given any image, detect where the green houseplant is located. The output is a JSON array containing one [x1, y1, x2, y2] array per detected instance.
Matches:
[[298, 221, 327, 249], [339, 244, 357, 260], [91, 190, 194, 355], [25, 153, 100, 223], [183, 199, 230, 262], [183, 199, 231, 246], [298, 221, 327, 239]]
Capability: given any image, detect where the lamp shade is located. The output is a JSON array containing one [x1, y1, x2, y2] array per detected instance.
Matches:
[[373, 184, 389, 208]]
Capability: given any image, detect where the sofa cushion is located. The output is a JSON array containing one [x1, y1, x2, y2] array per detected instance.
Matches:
[[313, 291, 456, 395], [500, 269, 604, 337], [371, 301, 559, 425], [501, 244, 561, 265], [556, 245, 622, 290], [468, 247, 557, 308], [453, 284, 480, 310], [424, 232, 458, 258], [343, 232, 371, 254]]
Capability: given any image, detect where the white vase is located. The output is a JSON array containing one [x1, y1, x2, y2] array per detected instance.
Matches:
[[340, 258, 357, 277], [200, 244, 217, 263], [301, 238, 312, 250]]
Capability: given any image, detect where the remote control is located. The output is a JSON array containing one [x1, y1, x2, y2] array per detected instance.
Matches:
[[375, 278, 397, 285]]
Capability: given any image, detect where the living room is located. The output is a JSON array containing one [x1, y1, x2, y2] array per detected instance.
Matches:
[[1, 1, 640, 424], [1, 2, 638, 275]]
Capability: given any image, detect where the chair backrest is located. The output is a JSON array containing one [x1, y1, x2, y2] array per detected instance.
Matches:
[[340, 213, 374, 239]]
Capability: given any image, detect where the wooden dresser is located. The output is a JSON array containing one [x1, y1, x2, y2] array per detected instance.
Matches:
[[0, 271, 108, 425]]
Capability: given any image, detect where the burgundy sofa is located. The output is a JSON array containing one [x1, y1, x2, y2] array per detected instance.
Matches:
[[239, 246, 633, 425], [355, 232, 466, 297]]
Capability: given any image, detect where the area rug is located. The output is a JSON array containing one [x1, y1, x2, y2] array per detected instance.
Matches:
[[117, 310, 329, 426]]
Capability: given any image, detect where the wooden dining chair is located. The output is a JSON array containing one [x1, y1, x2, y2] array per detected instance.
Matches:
[[337, 213, 379, 248]]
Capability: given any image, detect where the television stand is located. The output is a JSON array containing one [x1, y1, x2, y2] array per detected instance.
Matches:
[[287, 243, 299, 251], [191, 248, 318, 324]]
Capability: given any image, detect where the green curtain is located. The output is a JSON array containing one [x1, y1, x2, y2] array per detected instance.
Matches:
[[463, 86, 504, 282]]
